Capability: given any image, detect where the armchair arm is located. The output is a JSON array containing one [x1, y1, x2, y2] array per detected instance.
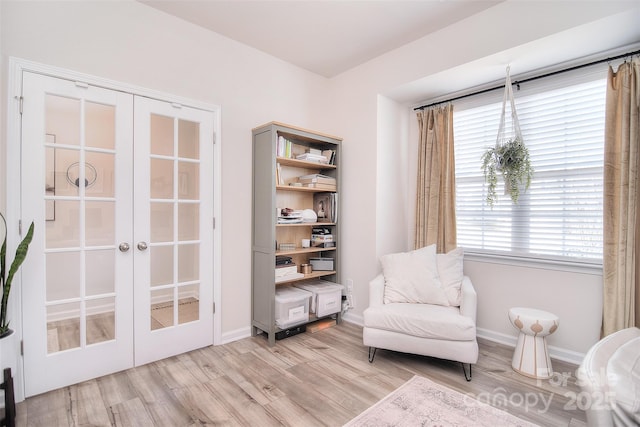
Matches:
[[369, 274, 385, 308], [460, 276, 477, 324]]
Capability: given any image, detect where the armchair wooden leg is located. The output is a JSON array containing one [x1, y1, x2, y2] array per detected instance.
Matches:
[[368, 347, 377, 363], [461, 363, 472, 381]]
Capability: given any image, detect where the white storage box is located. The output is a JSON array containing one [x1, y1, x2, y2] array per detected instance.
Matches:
[[294, 281, 344, 318], [275, 286, 312, 329], [309, 257, 334, 271]]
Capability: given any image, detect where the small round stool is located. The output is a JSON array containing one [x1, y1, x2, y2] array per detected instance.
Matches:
[[508, 307, 559, 379]]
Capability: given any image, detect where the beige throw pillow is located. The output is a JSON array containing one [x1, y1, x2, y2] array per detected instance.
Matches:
[[381, 245, 449, 306]]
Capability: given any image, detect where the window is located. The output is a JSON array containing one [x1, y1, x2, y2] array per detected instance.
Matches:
[[453, 68, 607, 265]]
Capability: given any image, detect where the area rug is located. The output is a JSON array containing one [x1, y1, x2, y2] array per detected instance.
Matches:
[[344, 375, 538, 427]]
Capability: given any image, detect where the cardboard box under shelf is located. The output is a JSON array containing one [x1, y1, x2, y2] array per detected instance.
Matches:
[[307, 318, 336, 333]]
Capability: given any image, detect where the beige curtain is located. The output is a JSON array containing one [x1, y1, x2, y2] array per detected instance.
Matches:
[[603, 58, 640, 337], [415, 104, 457, 253]]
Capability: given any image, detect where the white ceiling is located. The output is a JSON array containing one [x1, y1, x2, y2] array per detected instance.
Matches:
[[140, 0, 502, 78]]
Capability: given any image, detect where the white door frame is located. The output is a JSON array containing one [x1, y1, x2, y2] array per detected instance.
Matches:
[[6, 57, 222, 402]]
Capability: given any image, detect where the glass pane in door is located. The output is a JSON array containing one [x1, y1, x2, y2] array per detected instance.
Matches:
[[86, 297, 115, 345], [151, 114, 174, 156], [85, 102, 115, 150], [150, 288, 174, 330], [150, 202, 173, 243], [47, 302, 80, 353], [177, 161, 199, 200], [178, 119, 199, 159], [151, 158, 174, 199], [45, 95, 80, 146], [178, 284, 199, 325]]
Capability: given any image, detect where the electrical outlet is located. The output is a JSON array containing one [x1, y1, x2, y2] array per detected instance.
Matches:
[[346, 279, 353, 291], [347, 294, 355, 309]]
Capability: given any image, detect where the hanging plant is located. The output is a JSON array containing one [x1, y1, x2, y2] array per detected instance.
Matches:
[[482, 66, 533, 207], [481, 137, 533, 206]]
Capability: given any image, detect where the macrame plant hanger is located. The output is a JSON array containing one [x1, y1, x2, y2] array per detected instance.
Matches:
[[482, 65, 533, 206], [496, 65, 523, 152]]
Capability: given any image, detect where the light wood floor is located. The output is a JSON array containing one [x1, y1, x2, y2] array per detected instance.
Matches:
[[16, 321, 587, 426]]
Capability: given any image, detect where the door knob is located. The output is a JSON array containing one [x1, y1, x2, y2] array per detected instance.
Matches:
[[137, 241, 148, 251], [119, 242, 130, 252]]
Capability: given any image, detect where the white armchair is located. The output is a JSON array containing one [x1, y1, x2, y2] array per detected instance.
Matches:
[[578, 327, 640, 426], [363, 273, 479, 380]]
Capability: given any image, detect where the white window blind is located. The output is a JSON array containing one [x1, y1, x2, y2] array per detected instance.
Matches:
[[453, 68, 607, 264]]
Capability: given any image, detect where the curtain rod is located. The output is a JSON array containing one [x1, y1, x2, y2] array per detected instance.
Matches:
[[414, 48, 640, 111]]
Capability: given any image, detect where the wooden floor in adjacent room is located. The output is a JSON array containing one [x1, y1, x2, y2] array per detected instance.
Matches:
[[17, 321, 587, 426]]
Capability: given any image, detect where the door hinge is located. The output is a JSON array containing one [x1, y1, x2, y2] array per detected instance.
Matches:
[[18, 96, 23, 115], [213, 217, 215, 229], [18, 220, 22, 236], [212, 302, 216, 314], [20, 340, 24, 356], [213, 132, 217, 144]]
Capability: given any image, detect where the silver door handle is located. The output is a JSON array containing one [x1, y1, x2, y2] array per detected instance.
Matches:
[[119, 242, 130, 252], [137, 241, 148, 251]]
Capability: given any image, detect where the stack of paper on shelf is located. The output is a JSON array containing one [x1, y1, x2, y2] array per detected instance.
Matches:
[[296, 152, 328, 163], [297, 173, 337, 191], [275, 265, 304, 282], [277, 209, 303, 224], [311, 233, 334, 248], [275, 261, 304, 283]]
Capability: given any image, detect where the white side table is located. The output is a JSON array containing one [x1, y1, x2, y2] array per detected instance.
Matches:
[[508, 307, 559, 379]]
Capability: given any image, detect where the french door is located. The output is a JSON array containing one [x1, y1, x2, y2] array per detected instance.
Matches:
[[21, 72, 214, 396]]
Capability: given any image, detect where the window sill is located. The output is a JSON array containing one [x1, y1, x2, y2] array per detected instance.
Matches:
[[462, 250, 603, 276]]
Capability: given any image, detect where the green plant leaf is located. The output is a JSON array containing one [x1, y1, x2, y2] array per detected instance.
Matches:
[[0, 214, 34, 333]]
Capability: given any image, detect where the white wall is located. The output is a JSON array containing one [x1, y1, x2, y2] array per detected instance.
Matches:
[[465, 259, 603, 361], [376, 95, 410, 259], [331, 1, 640, 361], [0, 1, 329, 348]]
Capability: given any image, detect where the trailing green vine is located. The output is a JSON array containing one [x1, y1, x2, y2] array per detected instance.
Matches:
[[481, 137, 533, 207]]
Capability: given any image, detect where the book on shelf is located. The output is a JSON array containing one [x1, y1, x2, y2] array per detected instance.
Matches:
[[313, 192, 337, 223], [296, 174, 336, 185], [295, 152, 328, 163], [278, 217, 303, 224], [322, 149, 336, 165], [275, 265, 298, 278], [277, 135, 293, 158], [311, 234, 334, 248]]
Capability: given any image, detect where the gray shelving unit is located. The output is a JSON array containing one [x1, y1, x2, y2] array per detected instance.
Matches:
[[252, 122, 342, 345]]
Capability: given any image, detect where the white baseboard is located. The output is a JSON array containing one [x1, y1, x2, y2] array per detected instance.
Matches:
[[476, 327, 585, 366], [342, 311, 363, 326], [220, 326, 252, 344], [217, 317, 587, 367]]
